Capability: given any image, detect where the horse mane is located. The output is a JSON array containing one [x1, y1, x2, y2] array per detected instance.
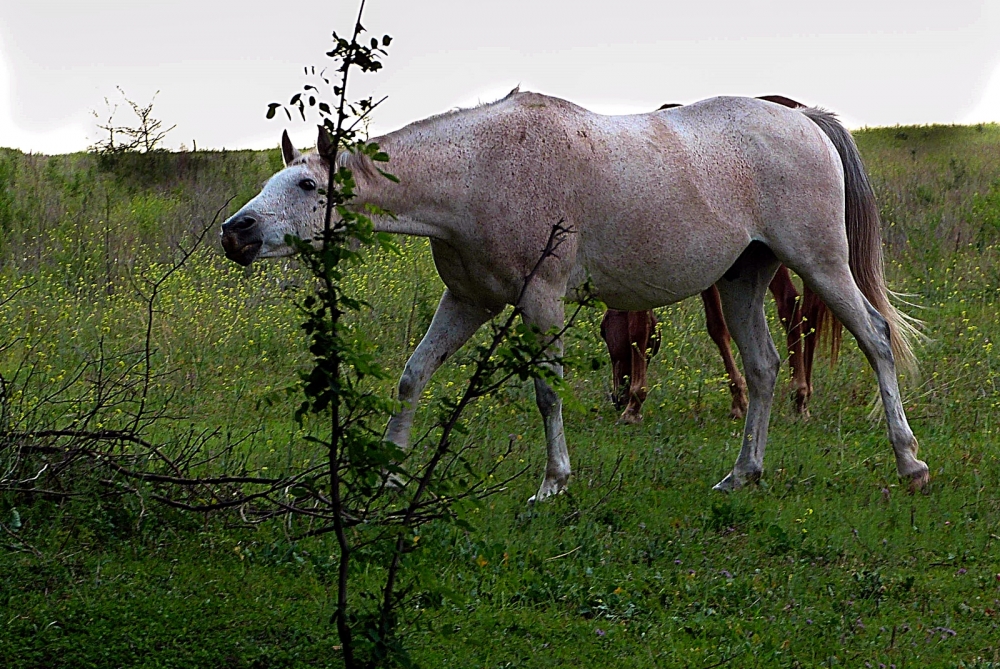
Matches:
[[337, 150, 379, 182], [393, 86, 524, 132]]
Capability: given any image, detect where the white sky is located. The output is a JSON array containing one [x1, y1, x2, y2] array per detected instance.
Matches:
[[3, 0, 1000, 154]]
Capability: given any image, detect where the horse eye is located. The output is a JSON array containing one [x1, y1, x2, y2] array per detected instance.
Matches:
[[299, 178, 317, 191]]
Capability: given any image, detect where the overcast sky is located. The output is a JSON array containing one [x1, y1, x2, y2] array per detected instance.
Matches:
[[3, 0, 1000, 154]]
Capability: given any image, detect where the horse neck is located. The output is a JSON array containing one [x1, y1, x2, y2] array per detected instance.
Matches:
[[352, 123, 474, 238]]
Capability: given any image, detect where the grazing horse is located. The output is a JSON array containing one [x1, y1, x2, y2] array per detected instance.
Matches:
[[601, 96, 841, 423], [600, 308, 660, 424], [603, 265, 840, 422], [220, 90, 927, 501]]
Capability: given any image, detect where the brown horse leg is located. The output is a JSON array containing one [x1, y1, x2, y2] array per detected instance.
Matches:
[[800, 286, 823, 415], [611, 362, 628, 411], [769, 266, 809, 416], [620, 311, 652, 424], [601, 310, 631, 410], [701, 286, 748, 419]]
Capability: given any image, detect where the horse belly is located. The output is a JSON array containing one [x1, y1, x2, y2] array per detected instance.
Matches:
[[579, 204, 754, 311]]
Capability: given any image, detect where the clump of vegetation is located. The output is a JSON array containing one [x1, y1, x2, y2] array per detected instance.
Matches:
[[90, 87, 176, 155]]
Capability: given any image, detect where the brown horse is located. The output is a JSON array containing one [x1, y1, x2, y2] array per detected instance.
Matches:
[[601, 96, 841, 424], [600, 308, 661, 423], [602, 265, 840, 423]]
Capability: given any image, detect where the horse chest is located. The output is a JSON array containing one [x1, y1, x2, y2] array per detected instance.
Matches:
[[429, 238, 517, 307]]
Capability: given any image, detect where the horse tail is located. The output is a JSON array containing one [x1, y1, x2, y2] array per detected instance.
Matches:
[[801, 108, 921, 377]]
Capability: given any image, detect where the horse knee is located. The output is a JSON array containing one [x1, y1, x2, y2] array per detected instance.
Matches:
[[397, 366, 420, 403], [534, 378, 560, 414]]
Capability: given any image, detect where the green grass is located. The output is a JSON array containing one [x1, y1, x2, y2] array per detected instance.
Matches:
[[3, 127, 1000, 667]]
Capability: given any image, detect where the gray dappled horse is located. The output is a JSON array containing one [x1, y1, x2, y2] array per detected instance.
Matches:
[[221, 89, 928, 502]]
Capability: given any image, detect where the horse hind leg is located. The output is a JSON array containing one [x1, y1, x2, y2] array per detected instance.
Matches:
[[769, 266, 810, 416], [795, 265, 928, 488], [713, 244, 783, 491], [385, 289, 498, 449], [701, 286, 749, 419]]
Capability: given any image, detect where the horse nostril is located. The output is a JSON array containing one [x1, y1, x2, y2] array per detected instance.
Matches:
[[225, 214, 257, 233]]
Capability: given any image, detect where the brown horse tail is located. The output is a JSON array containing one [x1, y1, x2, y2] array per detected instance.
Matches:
[[801, 286, 842, 367], [800, 108, 921, 377]]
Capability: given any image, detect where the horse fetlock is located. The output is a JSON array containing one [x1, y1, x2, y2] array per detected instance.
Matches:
[[792, 382, 811, 415], [609, 390, 627, 411], [729, 384, 748, 420]]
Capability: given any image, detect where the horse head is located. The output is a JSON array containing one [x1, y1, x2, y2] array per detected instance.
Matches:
[[220, 128, 333, 266]]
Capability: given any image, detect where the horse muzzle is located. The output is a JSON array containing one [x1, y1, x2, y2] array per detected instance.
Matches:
[[220, 213, 263, 266]]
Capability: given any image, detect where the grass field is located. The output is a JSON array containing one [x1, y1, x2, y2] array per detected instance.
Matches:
[[2, 124, 1000, 668]]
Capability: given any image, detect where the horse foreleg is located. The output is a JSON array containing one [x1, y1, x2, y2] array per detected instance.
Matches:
[[769, 266, 809, 416], [522, 296, 569, 504], [601, 310, 630, 410], [385, 289, 497, 449], [701, 286, 748, 419], [620, 328, 650, 425], [713, 247, 782, 491]]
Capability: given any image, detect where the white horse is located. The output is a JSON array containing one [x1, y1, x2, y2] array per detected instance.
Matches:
[[221, 89, 928, 502]]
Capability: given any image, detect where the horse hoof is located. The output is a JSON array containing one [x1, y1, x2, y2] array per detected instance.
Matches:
[[384, 472, 406, 490], [618, 412, 643, 425], [713, 473, 739, 492], [713, 470, 760, 492], [903, 460, 930, 493], [528, 476, 568, 504]]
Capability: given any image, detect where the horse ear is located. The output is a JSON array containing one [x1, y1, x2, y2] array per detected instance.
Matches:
[[281, 130, 301, 166], [316, 126, 334, 162]]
